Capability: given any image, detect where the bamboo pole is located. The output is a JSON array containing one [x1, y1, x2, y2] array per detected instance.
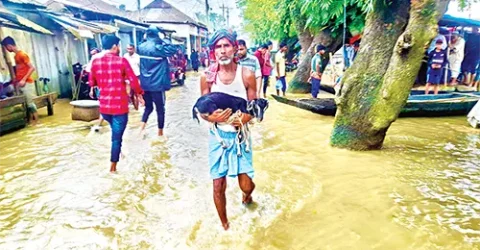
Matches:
[[64, 33, 76, 100]]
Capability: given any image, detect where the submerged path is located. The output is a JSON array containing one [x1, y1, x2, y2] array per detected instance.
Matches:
[[0, 74, 480, 249]]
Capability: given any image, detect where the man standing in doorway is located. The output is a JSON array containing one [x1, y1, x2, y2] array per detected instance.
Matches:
[[1, 36, 38, 124], [200, 29, 257, 230], [275, 42, 288, 96], [124, 44, 141, 78], [138, 25, 179, 137], [310, 45, 326, 98], [237, 39, 262, 98], [89, 34, 145, 173]]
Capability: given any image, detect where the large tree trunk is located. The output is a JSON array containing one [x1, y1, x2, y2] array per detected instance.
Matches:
[[296, 20, 313, 55], [330, 0, 450, 150], [288, 30, 338, 93]]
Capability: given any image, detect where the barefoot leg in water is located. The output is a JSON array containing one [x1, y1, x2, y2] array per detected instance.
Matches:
[[239, 174, 255, 205], [110, 162, 117, 173], [213, 177, 229, 230], [140, 122, 147, 134]]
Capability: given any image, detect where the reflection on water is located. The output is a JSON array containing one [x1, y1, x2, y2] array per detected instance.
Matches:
[[1, 74, 479, 249]]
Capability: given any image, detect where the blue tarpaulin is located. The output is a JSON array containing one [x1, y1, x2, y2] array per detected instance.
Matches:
[[439, 14, 480, 27]]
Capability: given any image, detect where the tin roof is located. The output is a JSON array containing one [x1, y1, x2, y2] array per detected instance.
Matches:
[[138, 0, 206, 28]]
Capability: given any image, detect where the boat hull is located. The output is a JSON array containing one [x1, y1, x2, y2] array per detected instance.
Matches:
[[272, 93, 480, 117]]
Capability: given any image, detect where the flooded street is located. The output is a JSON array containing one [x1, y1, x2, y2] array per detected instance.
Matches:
[[1, 74, 480, 249]]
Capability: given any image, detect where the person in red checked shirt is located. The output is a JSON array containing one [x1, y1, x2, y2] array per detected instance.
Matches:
[[89, 34, 145, 173]]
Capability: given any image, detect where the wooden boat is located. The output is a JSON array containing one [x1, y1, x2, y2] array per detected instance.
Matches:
[[402, 92, 480, 117], [272, 92, 480, 117]]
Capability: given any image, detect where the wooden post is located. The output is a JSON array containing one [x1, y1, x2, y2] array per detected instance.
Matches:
[[84, 38, 89, 62], [133, 27, 137, 47], [64, 33, 76, 99]]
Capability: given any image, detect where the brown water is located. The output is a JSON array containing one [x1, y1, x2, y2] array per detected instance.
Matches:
[[1, 74, 480, 249]]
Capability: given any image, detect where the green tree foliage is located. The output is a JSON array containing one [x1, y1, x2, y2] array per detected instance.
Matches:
[[196, 12, 227, 31], [239, 0, 374, 44], [240, 0, 477, 44]]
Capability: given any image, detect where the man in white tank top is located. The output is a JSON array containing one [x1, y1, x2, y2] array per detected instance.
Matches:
[[199, 29, 257, 230]]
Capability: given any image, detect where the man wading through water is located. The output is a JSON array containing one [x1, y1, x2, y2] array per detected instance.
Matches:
[[138, 25, 179, 138], [199, 30, 257, 230], [89, 34, 144, 172]]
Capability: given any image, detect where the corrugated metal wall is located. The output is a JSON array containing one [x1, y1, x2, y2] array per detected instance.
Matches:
[[1, 28, 88, 98]]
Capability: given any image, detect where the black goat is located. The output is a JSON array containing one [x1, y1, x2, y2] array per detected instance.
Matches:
[[192, 92, 269, 123]]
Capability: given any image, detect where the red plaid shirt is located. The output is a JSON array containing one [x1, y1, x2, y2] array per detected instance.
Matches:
[[89, 52, 143, 115]]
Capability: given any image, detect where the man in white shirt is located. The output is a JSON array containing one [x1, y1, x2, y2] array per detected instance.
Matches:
[[275, 42, 288, 96], [449, 31, 465, 85], [123, 44, 140, 77]]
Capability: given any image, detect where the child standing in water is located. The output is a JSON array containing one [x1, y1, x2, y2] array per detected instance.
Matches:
[[425, 39, 448, 95]]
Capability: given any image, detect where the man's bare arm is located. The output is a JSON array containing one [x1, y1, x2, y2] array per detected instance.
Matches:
[[244, 69, 257, 101], [200, 73, 210, 96], [230, 68, 257, 127], [256, 77, 262, 98], [18, 63, 35, 87], [24, 63, 35, 81]]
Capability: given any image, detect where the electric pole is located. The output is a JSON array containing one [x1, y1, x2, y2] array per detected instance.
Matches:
[[226, 8, 230, 27], [220, 4, 227, 20], [219, 4, 231, 28], [206, 0, 210, 30]]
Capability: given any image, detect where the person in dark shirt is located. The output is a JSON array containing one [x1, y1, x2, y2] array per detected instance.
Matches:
[[425, 39, 448, 95], [138, 26, 180, 138], [464, 31, 480, 87]]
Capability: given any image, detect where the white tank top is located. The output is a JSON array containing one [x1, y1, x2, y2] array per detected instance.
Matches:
[[211, 65, 247, 132], [211, 65, 247, 101]]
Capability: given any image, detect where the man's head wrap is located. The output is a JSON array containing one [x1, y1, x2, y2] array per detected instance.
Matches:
[[207, 29, 237, 50]]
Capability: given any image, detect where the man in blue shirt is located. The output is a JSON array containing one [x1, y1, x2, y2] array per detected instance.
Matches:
[[138, 25, 180, 137], [310, 45, 326, 98]]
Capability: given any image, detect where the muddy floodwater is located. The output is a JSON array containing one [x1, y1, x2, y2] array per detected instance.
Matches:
[[1, 74, 480, 249]]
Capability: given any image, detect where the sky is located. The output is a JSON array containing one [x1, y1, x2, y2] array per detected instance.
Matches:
[[446, 1, 480, 19], [100, 0, 480, 25], [106, 0, 243, 26]]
